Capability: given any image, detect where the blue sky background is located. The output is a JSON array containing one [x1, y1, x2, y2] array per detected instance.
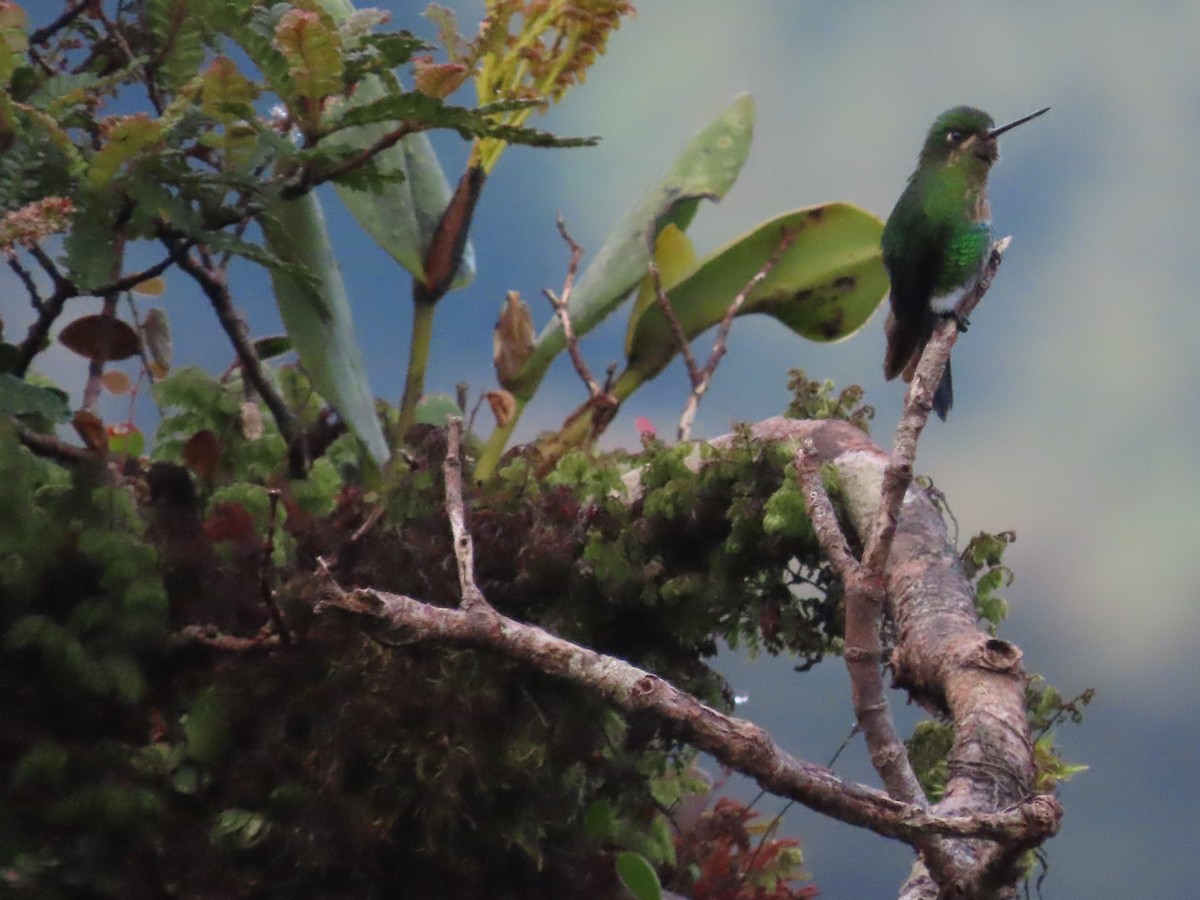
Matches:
[[9, 2, 1200, 895]]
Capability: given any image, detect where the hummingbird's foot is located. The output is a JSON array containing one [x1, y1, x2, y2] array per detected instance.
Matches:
[[939, 310, 970, 333]]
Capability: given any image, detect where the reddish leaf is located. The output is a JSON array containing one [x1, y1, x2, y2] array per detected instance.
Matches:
[[182, 429, 222, 480], [72, 409, 108, 453], [59, 314, 140, 362], [203, 501, 257, 544], [412, 56, 470, 99]]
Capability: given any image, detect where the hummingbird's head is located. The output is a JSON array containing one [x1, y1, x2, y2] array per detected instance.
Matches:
[[917, 106, 1050, 171], [919, 106, 999, 169]]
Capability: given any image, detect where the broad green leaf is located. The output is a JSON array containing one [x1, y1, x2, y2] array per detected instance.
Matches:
[[0, 374, 70, 423], [624, 223, 698, 356], [615, 851, 662, 900], [622, 203, 887, 388], [258, 190, 390, 466], [315, 0, 475, 288], [507, 92, 755, 401]]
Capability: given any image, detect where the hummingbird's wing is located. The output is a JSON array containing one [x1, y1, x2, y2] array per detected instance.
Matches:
[[881, 203, 946, 381]]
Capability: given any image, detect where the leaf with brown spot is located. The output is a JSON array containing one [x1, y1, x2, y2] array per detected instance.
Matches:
[[72, 409, 109, 453], [59, 314, 140, 362], [623, 204, 888, 388]]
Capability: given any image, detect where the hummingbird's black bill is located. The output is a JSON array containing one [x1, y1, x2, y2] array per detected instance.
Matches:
[[988, 107, 1051, 139]]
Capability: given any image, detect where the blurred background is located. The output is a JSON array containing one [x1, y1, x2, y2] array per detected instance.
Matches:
[[10, 1, 1200, 895]]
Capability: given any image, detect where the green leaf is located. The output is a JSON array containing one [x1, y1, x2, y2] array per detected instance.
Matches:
[[321, 75, 476, 288], [621, 203, 887, 389], [615, 851, 662, 900], [413, 392, 462, 426], [275, 7, 344, 105], [314, 0, 475, 288], [184, 686, 232, 766], [0, 374, 70, 423], [507, 92, 755, 401], [210, 808, 271, 849], [147, 0, 206, 92], [583, 799, 616, 844], [200, 56, 260, 120], [86, 114, 164, 190], [64, 189, 121, 291], [258, 190, 390, 466]]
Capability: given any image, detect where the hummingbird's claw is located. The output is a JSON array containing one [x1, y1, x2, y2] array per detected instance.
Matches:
[[940, 311, 970, 333]]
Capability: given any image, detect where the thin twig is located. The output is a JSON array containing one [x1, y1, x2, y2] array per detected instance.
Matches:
[[168, 237, 298, 457], [671, 226, 798, 441], [29, 0, 90, 45], [646, 244, 700, 380], [8, 256, 43, 314], [543, 213, 600, 396], [443, 417, 491, 612], [280, 123, 424, 200], [166, 625, 282, 653]]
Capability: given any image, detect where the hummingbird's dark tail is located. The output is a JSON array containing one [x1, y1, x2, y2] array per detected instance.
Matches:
[[885, 311, 954, 419], [933, 360, 953, 420]]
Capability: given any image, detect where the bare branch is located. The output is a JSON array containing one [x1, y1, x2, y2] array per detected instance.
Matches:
[[29, 0, 90, 45], [795, 439, 926, 809], [443, 417, 491, 612], [15, 422, 96, 463], [316, 583, 1060, 850]]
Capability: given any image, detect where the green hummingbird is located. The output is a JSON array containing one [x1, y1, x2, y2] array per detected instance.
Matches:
[[882, 105, 1049, 419]]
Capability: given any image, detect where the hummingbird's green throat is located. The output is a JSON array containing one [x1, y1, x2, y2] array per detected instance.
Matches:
[[881, 105, 1049, 419]]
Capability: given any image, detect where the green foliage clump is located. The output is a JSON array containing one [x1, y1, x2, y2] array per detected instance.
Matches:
[[785, 368, 874, 432]]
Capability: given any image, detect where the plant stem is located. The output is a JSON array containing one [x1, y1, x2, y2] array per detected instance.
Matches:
[[473, 394, 527, 481], [396, 288, 437, 438]]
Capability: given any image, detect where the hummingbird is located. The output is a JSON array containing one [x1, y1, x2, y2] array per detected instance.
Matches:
[[882, 105, 1049, 419]]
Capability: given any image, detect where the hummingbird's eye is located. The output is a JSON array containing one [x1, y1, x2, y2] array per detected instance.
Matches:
[[946, 130, 963, 144]]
